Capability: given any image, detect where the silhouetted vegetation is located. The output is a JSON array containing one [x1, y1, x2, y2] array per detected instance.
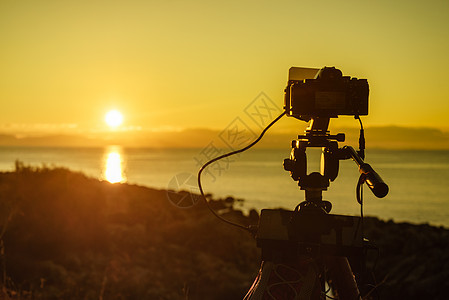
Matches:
[[361, 218, 449, 300], [0, 164, 447, 299], [0, 163, 259, 299]]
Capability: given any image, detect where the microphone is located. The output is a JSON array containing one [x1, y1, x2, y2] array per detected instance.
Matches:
[[359, 163, 389, 198]]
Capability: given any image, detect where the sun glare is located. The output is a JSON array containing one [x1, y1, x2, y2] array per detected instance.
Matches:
[[105, 110, 123, 128], [104, 146, 126, 183]]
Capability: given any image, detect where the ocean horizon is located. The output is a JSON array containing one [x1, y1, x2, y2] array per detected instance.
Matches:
[[1, 146, 448, 228]]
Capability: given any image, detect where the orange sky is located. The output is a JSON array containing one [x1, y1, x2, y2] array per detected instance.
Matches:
[[1, 0, 449, 142]]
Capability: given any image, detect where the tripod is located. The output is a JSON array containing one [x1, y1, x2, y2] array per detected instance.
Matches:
[[244, 117, 388, 300]]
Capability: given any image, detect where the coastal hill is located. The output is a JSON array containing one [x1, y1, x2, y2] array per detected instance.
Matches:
[[1, 125, 449, 149], [0, 165, 447, 299]]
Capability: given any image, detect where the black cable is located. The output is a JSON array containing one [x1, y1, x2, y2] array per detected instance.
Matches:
[[356, 173, 365, 206], [354, 115, 366, 246], [197, 112, 286, 231], [353, 172, 366, 253], [356, 173, 365, 240], [355, 116, 365, 160]]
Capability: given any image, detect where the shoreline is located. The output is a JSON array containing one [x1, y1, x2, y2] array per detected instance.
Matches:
[[1, 148, 449, 231]]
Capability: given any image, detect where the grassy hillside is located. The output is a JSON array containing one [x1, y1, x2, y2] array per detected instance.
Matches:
[[0, 164, 447, 299]]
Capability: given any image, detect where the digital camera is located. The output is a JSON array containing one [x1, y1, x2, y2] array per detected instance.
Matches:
[[284, 67, 369, 120]]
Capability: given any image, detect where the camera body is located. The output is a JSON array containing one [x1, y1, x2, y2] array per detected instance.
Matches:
[[284, 67, 369, 120]]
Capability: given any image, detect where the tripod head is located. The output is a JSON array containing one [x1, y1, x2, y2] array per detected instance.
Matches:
[[283, 117, 344, 211], [283, 116, 388, 214]]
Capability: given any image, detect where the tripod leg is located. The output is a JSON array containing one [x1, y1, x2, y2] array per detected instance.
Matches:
[[244, 258, 321, 300], [325, 256, 360, 300]]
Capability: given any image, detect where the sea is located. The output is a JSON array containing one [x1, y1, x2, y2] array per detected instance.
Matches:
[[0, 146, 448, 228]]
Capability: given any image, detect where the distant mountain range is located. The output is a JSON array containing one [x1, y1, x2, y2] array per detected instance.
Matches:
[[0, 126, 448, 149]]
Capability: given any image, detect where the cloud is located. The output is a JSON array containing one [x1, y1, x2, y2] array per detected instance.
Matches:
[[0, 123, 79, 134]]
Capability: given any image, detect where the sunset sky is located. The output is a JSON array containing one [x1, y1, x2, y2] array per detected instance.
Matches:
[[1, 0, 449, 141]]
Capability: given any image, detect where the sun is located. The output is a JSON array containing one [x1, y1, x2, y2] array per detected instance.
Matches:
[[105, 110, 124, 128]]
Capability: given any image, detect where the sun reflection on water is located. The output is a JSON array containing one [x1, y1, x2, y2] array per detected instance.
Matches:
[[103, 146, 126, 183]]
